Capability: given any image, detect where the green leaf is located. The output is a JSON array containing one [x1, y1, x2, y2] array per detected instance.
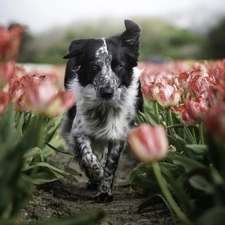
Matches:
[[184, 126, 197, 144], [185, 144, 208, 155], [22, 162, 77, 185], [160, 164, 195, 218], [45, 142, 75, 156], [206, 133, 225, 179], [31, 168, 62, 185], [138, 194, 164, 213], [168, 154, 207, 174], [63, 165, 81, 176], [129, 164, 160, 196], [196, 207, 225, 225], [23, 147, 43, 168], [168, 134, 187, 152], [0, 104, 14, 151], [188, 174, 214, 193]]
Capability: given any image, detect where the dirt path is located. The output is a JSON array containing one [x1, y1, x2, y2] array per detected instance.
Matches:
[[20, 149, 172, 225]]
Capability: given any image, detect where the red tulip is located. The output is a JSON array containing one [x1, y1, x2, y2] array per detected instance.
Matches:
[[128, 124, 169, 164]]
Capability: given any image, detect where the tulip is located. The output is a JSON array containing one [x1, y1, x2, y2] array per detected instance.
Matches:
[[141, 80, 157, 101], [154, 83, 183, 108], [205, 105, 225, 141], [172, 97, 208, 126], [0, 90, 10, 114], [128, 123, 169, 164], [188, 73, 213, 98], [0, 60, 16, 87], [0, 25, 26, 63], [22, 77, 75, 117], [8, 73, 75, 117]]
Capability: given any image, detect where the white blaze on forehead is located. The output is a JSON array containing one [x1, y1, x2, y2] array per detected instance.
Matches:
[[96, 38, 108, 58], [95, 38, 114, 83]]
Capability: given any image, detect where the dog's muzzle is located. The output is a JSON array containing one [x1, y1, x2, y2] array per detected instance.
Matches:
[[99, 87, 114, 100]]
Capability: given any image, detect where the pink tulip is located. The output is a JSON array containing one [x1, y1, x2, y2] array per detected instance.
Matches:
[[128, 123, 169, 164], [141, 80, 157, 101], [154, 83, 183, 108], [8, 73, 75, 117], [0, 25, 26, 62], [22, 77, 75, 117], [172, 97, 208, 126], [0, 90, 10, 114], [0, 60, 16, 87], [205, 105, 225, 141]]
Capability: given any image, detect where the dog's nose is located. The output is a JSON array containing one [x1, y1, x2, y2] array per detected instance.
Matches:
[[99, 87, 114, 99]]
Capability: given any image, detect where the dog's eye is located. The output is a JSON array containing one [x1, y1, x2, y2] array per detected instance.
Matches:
[[115, 65, 122, 70], [72, 65, 81, 72], [92, 65, 100, 71]]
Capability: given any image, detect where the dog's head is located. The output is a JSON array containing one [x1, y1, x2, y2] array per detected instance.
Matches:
[[64, 20, 141, 102]]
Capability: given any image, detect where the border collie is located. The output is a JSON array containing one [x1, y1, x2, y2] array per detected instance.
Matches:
[[61, 20, 143, 202]]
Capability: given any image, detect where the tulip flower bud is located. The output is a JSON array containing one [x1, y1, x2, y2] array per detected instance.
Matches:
[[154, 83, 183, 108], [0, 25, 26, 63], [128, 123, 169, 164]]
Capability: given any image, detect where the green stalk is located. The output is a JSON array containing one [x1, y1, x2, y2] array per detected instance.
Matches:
[[152, 162, 193, 225], [154, 101, 160, 124], [190, 127, 197, 144], [167, 108, 176, 137], [199, 122, 205, 144], [184, 126, 196, 144]]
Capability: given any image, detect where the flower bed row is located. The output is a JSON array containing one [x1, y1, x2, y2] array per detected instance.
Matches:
[[128, 60, 225, 224]]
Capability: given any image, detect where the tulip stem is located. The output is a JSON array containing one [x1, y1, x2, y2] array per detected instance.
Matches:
[[152, 162, 193, 225], [154, 102, 160, 124], [199, 122, 205, 144], [167, 109, 176, 137], [190, 127, 197, 144]]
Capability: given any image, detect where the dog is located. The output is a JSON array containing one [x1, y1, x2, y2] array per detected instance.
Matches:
[[61, 20, 143, 202]]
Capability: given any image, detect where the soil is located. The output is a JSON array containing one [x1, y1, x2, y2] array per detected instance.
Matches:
[[19, 149, 174, 225]]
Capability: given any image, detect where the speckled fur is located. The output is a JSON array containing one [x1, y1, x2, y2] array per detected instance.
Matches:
[[61, 20, 143, 202]]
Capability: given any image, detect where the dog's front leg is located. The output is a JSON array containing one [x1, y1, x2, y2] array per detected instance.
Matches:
[[72, 134, 104, 183], [95, 141, 125, 202]]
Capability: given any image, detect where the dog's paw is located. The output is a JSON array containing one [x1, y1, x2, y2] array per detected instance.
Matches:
[[80, 152, 103, 182], [95, 192, 114, 203], [86, 181, 99, 191]]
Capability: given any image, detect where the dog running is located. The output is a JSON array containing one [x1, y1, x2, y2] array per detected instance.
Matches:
[[61, 20, 143, 202]]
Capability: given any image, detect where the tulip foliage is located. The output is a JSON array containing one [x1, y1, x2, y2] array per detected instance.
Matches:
[[0, 25, 91, 224], [128, 60, 225, 224]]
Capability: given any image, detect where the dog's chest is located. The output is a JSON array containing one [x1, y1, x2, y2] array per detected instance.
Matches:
[[74, 104, 134, 140]]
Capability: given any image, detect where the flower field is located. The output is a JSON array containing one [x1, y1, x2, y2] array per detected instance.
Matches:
[[1, 25, 225, 225], [128, 60, 225, 224]]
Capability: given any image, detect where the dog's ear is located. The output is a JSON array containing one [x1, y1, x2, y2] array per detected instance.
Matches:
[[121, 20, 141, 46], [63, 39, 86, 59], [120, 20, 141, 66]]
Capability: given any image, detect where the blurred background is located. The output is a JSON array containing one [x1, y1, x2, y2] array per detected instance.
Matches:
[[1, 0, 225, 64]]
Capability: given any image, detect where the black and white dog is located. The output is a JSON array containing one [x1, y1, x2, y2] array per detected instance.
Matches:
[[61, 20, 143, 202]]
